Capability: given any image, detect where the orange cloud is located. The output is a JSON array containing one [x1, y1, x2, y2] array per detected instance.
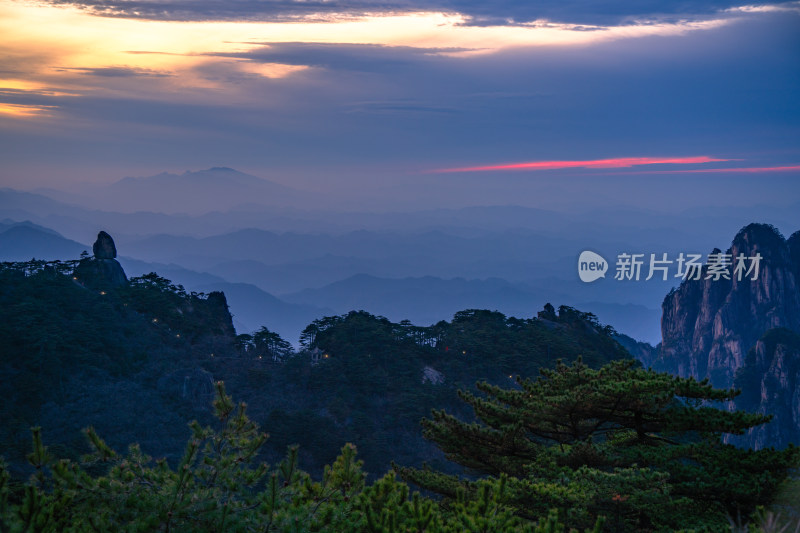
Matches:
[[0, 103, 58, 118]]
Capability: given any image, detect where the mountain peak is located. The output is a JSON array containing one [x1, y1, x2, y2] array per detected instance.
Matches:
[[731, 222, 787, 260], [181, 167, 245, 178], [655, 222, 800, 449], [104, 168, 308, 214]]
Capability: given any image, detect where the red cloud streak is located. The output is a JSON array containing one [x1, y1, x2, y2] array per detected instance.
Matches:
[[432, 156, 729, 173]]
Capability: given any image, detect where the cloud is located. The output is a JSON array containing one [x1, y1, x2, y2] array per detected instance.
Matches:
[[0, 103, 59, 118], [430, 156, 731, 173], [0, 0, 797, 200], [34, 0, 391, 22], [725, 2, 800, 13], [32, 0, 800, 25], [57, 67, 172, 78], [213, 42, 470, 72]]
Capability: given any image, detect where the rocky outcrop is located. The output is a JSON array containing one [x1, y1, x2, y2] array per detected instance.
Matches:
[[655, 224, 800, 387], [74, 231, 128, 288], [652, 223, 800, 449], [93, 230, 117, 259], [422, 366, 444, 385], [158, 368, 216, 411], [204, 291, 237, 340]]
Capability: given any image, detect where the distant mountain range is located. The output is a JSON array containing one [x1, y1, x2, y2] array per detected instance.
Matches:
[[0, 220, 88, 260], [4, 216, 800, 454], [193, 282, 332, 341], [0, 221, 663, 342], [8, 181, 800, 243], [119, 257, 332, 342], [3, 175, 800, 347], [117, 227, 576, 278], [281, 273, 661, 342], [121, 255, 335, 341], [85, 167, 316, 214]]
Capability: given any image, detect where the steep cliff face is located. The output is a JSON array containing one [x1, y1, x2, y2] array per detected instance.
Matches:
[[734, 328, 800, 449], [204, 290, 237, 339], [657, 224, 800, 387], [654, 223, 800, 448]]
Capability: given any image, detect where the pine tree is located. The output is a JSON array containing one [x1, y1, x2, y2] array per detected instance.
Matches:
[[397, 358, 799, 530], [252, 326, 294, 361], [2, 381, 605, 532]]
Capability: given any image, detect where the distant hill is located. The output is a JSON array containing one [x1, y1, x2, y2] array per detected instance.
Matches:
[[118, 257, 330, 341], [101, 167, 314, 214], [0, 222, 88, 261], [6, 183, 799, 245], [0, 219, 61, 236], [118, 228, 577, 282], [284, 273, 548, 324], [194, 281, 331, 342], [207, 255, 414, 294], [0, 216, 663, 343], [282, 273, 662, 343], [0, 188, 77, 215], [118, 257, 229, 288]]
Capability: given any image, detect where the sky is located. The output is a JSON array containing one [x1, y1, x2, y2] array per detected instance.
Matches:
[[0, 0, 799, 209]]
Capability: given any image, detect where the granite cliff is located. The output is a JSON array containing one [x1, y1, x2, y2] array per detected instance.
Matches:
[[734, 327, 800, 448], [653, 223, 800, 448]]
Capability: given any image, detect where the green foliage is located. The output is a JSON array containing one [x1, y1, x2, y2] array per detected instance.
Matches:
[[0, 261, 238, 470], [235, 326, 294, 365], [766, 476, 800, 530], [399, 359, 800, 531], [126, 272, 233, 340], [0, 383, 600, 533], [284, 307, 631, 475], [359, 472, 439, 532], [1, 256, 631, 479], [252, 326, 294, 361]]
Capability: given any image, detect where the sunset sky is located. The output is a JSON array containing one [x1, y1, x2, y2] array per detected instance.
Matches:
[[1, 0, 798, 207]]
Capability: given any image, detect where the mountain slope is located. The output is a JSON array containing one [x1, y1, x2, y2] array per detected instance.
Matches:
[[0, 223, 89, 261]]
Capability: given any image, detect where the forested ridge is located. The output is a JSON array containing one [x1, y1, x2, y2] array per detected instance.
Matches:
[[1, 257, 797, 531]]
